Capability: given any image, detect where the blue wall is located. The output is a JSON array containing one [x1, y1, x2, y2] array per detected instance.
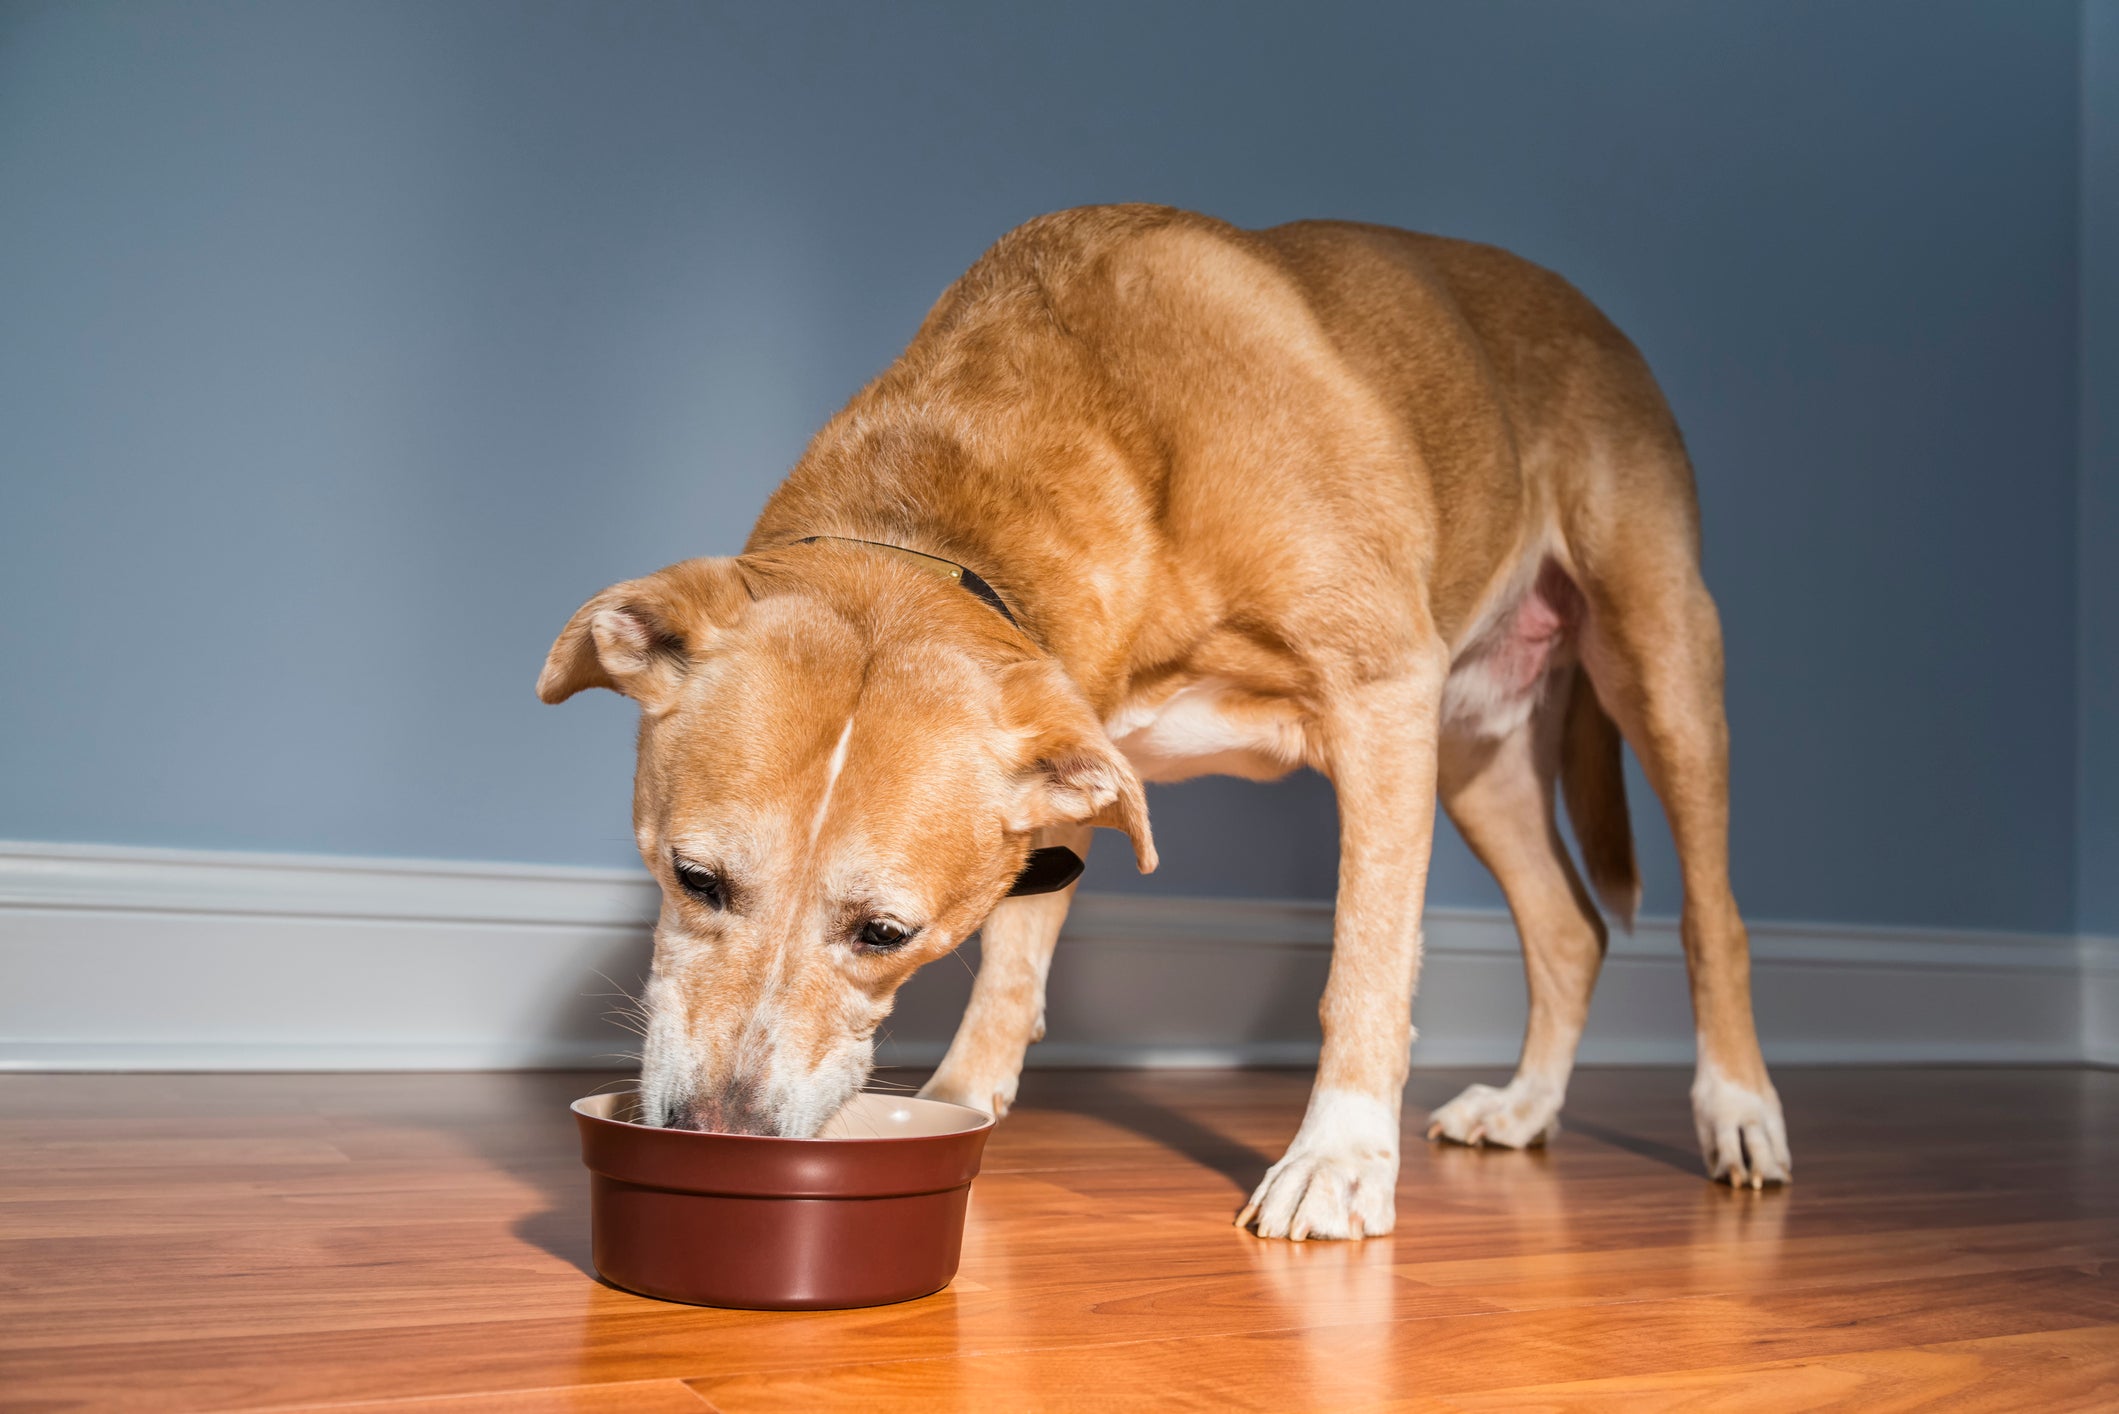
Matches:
[[2083, 0, 2119, 937], [0, 1, 2090, 932]]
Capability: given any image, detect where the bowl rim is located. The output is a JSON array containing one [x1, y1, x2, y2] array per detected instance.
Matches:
[[571, 1089, 996, 1143]]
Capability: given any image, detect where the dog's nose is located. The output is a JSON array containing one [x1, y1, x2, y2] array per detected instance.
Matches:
[[670, 1080, 776, 1135]]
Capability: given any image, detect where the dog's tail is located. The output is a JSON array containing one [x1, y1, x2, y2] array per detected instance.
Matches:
[[1560, 664, 1640, 931]]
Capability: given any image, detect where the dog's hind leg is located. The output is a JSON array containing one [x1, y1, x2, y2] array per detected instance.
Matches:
[[1573, 479, 1790, 1187], [920, 823, 1091, 1119], [1427, 680, 1609, 1149]]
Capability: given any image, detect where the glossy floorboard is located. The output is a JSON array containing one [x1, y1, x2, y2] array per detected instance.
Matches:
[[1, 1067, 2113, 1412]]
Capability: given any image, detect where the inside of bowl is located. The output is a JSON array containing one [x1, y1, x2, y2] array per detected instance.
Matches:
[[817, 1093, 988, 1138], [573, 1090, 989, 1138]]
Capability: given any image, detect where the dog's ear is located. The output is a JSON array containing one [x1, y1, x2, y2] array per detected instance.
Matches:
[[537, 558, 749, 710], [1000, 661, 1158, 873]]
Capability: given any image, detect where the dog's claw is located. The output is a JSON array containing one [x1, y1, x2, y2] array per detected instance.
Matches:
[[1694, 1071, 1791, 1188], [1428, 1080, 1562, 1150], [1242, 1094, 1399, 1242]]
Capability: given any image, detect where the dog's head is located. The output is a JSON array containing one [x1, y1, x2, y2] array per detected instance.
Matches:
[[538, 549, 1154, 1135]]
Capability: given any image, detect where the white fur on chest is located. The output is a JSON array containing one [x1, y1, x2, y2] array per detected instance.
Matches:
[[1105, 678, 1309, 784]]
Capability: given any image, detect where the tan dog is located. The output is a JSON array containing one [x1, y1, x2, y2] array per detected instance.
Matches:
[[539, 204, 1789, 1240]]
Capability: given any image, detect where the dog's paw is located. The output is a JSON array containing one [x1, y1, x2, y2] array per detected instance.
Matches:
[[1425, 1079, 1561, 1149], [1238, 1089, 1399, 1241], [917, 1066, 1018, 1120], [1692, 1061, 1791, 1189]]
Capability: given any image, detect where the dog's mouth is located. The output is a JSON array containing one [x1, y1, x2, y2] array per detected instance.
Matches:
[[658, 1078, 777, 1135], [640, 1066, 868, 1138]]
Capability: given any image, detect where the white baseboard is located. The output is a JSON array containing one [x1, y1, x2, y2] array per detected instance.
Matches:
[[2084, 936, 2119, 1068], [0, 840, 2096, 1072]]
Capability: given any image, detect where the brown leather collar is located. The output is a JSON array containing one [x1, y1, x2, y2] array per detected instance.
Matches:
[[794, 536, 1021, 631]]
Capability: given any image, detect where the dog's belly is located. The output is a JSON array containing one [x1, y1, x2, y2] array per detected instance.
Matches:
[[1106, 678, 1311, 784], [1107, 564, 1584, 783], [1441, 558, 1583, 741]]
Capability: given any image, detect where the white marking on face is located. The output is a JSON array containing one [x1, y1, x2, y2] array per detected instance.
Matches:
[[760, 1027, 876, 1137], [636, 961, 691, 1128], [809, 715, 855, 845]]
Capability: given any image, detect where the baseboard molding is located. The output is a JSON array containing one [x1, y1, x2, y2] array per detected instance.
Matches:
[[0, 840, 2096, 1071], [2084, 935, 2119, 1068]]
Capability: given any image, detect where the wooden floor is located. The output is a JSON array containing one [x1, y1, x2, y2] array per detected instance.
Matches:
[[1, 1067, 2114, 1413]]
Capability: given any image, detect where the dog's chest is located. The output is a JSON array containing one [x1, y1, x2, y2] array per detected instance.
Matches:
[[1104, 679, 1311, 784]]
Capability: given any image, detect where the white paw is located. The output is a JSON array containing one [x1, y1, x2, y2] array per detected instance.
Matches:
[[917, 1066, 1017, 1120], [1425, 1079, 1562, 1149], [1238, 1089, 1399, 1241], [1692, 1060, 1791, 1188]]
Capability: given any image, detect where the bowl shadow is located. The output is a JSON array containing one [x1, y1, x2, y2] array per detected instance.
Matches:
[[452, 1070, 623, 1280]]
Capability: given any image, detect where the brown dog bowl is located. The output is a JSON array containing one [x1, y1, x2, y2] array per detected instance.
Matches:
[[572, 1091, 994, 1309]]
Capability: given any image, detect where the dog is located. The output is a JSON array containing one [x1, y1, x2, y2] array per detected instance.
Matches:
[[538, 204, 1790, 1241]]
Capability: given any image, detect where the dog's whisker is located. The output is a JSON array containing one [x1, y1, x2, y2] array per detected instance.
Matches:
[[590, 969, 650, 999]]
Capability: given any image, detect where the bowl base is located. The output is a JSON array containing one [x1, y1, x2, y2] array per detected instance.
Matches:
[[589, 1174, 972, 1311]]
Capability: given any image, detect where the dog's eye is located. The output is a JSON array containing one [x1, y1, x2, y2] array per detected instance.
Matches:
[[857, 919, 914, 951], [672, 861, 726, 910]]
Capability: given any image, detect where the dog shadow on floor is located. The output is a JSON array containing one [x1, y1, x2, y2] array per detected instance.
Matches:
[[1560, 1114, 1704, 1175], [1019, 1070, 1274, 1194]]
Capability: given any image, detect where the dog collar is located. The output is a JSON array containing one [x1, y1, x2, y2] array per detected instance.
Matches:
[[1007, 843, 1085, 897], [793, 536, 1021, 630], [790, 535, 1077, 898]]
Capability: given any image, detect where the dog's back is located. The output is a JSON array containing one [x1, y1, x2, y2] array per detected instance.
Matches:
[[762, 204, 1696, 665]]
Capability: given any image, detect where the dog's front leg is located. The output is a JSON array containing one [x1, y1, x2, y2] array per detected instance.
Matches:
[[1241, 661, 1445, 1240], [920, 824, 1091, 1119]]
